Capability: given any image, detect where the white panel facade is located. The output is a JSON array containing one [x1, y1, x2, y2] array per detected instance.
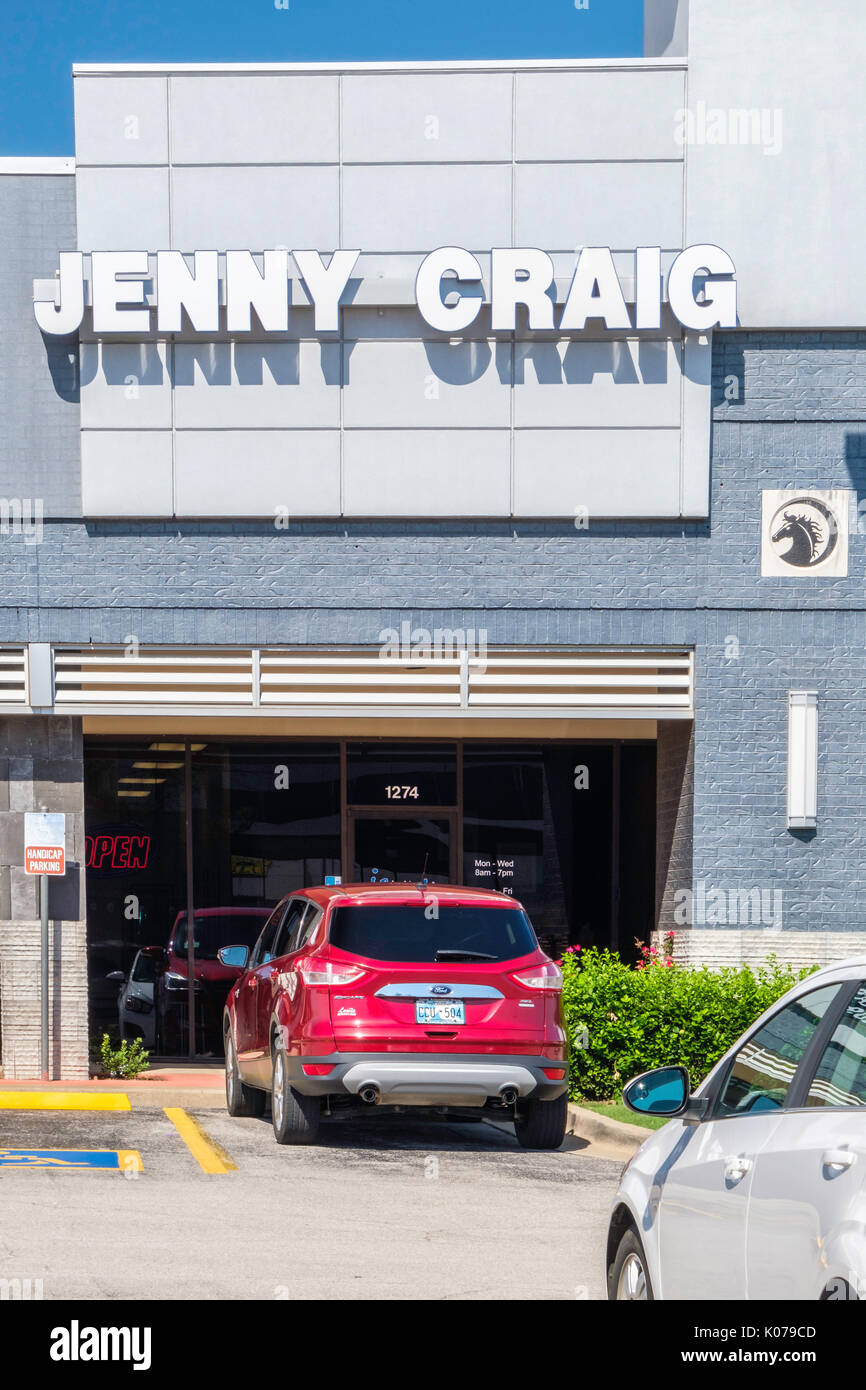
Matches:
[[75, 75, 169, 165], [169, 75, 340, 164], [343, 430, 511, 517], [343, 339, 511, 428], [513, 428, 681, 517], [515, 68, 685, 161], [686, 0, 866, 327], [174, 430, 341, 517], [71, 61, 712, 520], [173, 342, 340, 429], [516, 161, 684, 251], [80, 341, 171, 429], [170, 166, 341, 252], [341, 73, 513, 163], [81, 430, 173, 516], [341, 164, 512, 253], [76, 167, 170, 250], [513, 339, 681, 428]]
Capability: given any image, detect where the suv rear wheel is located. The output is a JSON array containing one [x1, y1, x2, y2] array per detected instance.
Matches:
[[224, 1026, 265, 1118], [272, 1038, 321, 1145], [514, 1091, 567, 1150]]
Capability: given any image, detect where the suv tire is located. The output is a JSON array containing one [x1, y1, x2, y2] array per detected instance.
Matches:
[[514, 1091, 567, 1150], [224, 1026, 265, 1118], [272, 1038, 321, 1145]]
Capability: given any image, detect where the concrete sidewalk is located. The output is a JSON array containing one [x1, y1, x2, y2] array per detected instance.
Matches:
[[0, 1065, 226, 1109]]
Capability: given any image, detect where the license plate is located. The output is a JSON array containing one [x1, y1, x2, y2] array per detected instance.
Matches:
[[415, 999, 465, 1026]]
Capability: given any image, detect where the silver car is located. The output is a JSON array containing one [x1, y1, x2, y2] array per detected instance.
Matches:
[[607, 957, 866, 1300], [106, 947, 161, 1049]]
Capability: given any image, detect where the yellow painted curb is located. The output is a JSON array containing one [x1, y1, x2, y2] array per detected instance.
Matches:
[[0, 1092, 131, 1111], [163, 1107, 237, 1174]]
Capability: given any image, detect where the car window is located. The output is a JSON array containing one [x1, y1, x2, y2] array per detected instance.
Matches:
[[328, 904, 537, 963], [714, 984, 841, 1117], [296, 905, 323, 953], [251, 904, 287, 967], [130, 953, 158, 984], [805, 983, 866, 1109], [271, 900, 306, 960]]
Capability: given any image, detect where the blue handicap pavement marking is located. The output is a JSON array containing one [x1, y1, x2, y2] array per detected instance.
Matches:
[[0, 1149, 131, 1169]]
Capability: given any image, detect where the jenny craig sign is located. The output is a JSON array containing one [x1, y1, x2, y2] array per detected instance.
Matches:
[[34, 244, 736, 336]]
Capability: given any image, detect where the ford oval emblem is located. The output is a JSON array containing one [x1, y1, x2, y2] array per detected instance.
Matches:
[[430, 984, 451, 995]]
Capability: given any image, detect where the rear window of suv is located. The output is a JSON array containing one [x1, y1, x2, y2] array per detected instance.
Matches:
[[328, 904, 537, 963]]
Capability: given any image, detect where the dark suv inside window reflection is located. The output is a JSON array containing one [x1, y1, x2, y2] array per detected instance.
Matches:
[[172, 914, 267, 960]]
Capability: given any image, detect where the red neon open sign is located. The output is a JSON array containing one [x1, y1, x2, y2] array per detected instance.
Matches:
[[85, 834, 151, 870]]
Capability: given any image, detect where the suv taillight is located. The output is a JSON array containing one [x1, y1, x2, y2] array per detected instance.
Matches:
[[511, 961, 563, 992], [297, 956, 367, 987]]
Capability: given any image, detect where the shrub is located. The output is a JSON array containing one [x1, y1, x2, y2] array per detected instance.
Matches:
[[93, 1033, 150, 1079], [560, 941, 816, 1102]]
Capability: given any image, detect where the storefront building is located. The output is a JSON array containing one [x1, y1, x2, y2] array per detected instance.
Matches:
[[2, 0, 866, 1076]]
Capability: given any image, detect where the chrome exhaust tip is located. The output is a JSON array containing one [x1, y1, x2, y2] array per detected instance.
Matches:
[[499, 1086, 519, 1107], [359, 1084, 380, 1105]]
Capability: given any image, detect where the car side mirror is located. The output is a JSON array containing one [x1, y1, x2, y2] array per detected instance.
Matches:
[[106, 970, 126, 983], [217, 945, 249, 970], [623, 1065, 693, 1118]]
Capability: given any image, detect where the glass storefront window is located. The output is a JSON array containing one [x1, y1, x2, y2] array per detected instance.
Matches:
[[462, 744, 616, 957], [351, 814, 452, 884], [85, 735, 655, 1054], [346, 742, 457, 806], [84, 742, 187, 1039], [192, 743, 341, 908]]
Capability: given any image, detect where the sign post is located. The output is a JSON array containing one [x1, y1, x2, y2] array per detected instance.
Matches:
[[24, 812, 66, 1081]]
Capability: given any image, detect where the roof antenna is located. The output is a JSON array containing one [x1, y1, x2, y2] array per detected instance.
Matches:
[[418, 853, 429, 890]]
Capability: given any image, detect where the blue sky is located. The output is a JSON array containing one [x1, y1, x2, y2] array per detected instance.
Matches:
[[0, 0, 643, 155]]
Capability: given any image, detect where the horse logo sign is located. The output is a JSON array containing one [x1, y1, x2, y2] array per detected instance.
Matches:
[[762, 489, 851, 577]]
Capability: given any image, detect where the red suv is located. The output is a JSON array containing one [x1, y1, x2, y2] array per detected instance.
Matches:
[[220, 883, 569, 1149]]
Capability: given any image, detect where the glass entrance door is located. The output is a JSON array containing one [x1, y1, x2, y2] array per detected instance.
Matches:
[[349, 810, 456, 884]]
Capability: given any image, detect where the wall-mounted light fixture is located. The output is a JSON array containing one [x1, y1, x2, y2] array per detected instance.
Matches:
[[787, 690, 818, 830]]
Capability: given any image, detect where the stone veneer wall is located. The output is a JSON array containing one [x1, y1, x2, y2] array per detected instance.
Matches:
[[0, 717, 88, 1078]]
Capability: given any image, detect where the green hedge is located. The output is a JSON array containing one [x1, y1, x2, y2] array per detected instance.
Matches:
[[560, 942, 816, 1102]]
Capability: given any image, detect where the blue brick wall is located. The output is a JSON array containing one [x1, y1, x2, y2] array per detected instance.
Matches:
[[693, 333, 866, 936]]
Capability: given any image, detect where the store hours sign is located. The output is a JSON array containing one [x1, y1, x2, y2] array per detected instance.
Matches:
[[34, 244, 737, 337]]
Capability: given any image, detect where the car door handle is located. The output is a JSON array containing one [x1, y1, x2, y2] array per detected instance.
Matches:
[[822, 1148, 856, 1172], [724, 1155, 753, 1181]]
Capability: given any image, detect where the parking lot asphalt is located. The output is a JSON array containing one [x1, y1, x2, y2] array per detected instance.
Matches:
[[0, 1102, 620, 1300]]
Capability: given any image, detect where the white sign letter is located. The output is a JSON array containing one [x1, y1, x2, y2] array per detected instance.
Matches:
[[491, 248, 555, 331], [91, 251, 151, 333], [560, 247, 631, 331], [293, 249, 359, 332], [634, 246, 662, 330], [226, 250, 289, 333], [34, 252, 85, 335], [156, 250, 220, 333], [668, 244, 737, 330], [415, 247, 484, 333]]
